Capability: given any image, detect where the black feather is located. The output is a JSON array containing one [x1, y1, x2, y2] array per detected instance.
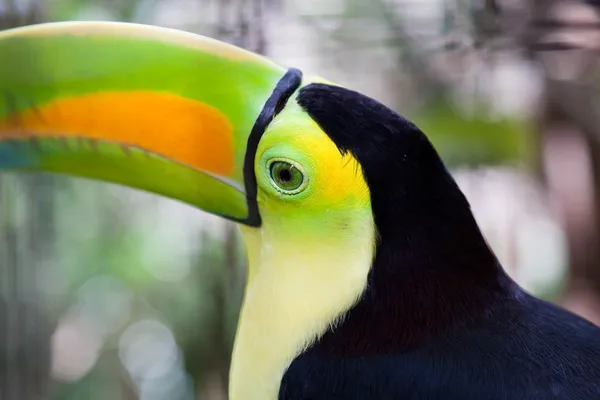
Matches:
[[277, 83, 600, 399]]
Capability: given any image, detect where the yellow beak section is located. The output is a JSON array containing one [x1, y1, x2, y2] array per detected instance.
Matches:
[[0, 21, 297, 225]]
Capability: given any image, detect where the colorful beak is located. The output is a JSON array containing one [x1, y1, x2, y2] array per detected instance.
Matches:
[[0, 21, 301, 225]]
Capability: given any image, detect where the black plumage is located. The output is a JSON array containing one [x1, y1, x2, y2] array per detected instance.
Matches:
[[278, 83, 600, 399]]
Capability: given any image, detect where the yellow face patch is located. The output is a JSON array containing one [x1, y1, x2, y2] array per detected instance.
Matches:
[[254, 99, 371, 229], [230, 98, 376, 400]]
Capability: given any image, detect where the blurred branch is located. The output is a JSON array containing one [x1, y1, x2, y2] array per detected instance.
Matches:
[[235, 0, 250, 48], [215, 0, 267, 54], [253, 0, 266, 55], [373, 0, 447, 95]]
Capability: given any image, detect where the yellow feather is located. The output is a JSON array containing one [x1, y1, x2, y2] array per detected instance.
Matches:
[[229, 100, 376, 399]]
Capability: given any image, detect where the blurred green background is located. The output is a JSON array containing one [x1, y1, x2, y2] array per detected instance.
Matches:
[[2, 0, 600, 399]]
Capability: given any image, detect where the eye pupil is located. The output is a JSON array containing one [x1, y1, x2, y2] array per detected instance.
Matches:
[[278, 168, 292, 183]]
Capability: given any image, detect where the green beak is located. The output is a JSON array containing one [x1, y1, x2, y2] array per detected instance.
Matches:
[[0, 21, 302, 225]]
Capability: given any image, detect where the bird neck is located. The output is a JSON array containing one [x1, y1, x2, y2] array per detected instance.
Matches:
[[229, 211, 376, 400], [293, 81, 516, 357], [312, 178, 516, 356]]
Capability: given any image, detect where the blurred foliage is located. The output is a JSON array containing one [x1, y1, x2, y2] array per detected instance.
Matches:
[[299, 0, 535, 168], [412, 97, 534, 167]]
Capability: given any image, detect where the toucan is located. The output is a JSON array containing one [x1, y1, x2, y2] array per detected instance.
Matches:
[[1, 22, 599, 400]]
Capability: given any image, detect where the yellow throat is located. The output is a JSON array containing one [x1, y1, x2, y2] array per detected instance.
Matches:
[[230, 219, 375, 399]]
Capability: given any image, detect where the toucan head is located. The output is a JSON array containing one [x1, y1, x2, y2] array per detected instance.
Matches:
[[0, 22, 492, 399]]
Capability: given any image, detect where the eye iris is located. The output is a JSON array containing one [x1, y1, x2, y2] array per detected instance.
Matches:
[[270, 161, 303, 191]]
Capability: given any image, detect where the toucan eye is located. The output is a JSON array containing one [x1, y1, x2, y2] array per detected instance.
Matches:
[[269, 161, 304, 193]]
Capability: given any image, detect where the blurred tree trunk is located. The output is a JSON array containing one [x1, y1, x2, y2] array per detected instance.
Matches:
[[0, 2, 55, 400], [0, 0, 43, 28], [528, 0, 600, 323], [198, 0, 268, 398], [1, 176, 56, 400], [207, 222, 240, 400]]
